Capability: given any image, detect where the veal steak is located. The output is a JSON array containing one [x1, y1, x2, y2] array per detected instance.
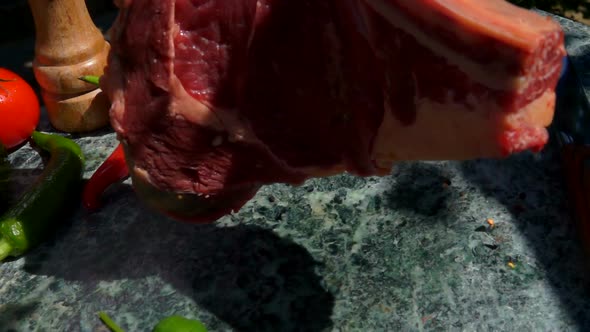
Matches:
[[102, 0, 565, 222]]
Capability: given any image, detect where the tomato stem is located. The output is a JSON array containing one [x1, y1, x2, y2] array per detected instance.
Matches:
[[0, 78, 15, 95]]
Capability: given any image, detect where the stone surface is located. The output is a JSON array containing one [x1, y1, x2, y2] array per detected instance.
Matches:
[[1, 9, 590, 332]]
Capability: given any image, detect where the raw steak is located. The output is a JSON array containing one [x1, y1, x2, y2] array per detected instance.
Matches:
[[102, 0, 565, 222]]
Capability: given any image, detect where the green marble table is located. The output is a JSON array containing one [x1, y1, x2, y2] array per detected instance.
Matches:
[[1, 9, 590, 332]]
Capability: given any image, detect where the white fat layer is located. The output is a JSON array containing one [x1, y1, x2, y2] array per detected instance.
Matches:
[[371, 89, 555, 162]]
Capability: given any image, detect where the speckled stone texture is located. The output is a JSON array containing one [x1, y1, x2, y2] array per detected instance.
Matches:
[[546, 10, 590, 103], [1, 10, 590, 332]]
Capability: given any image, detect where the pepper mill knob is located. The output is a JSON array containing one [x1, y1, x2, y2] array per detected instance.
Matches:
[[28, 0, 111, 133]]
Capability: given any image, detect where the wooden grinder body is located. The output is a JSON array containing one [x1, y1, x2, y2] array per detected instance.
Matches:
[[28, 0, 111, 133]]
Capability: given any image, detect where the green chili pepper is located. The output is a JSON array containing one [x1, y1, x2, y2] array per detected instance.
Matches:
[[153, 315, 208, 332], [0, 131, 84, 261], [0, 143, 11, 214]]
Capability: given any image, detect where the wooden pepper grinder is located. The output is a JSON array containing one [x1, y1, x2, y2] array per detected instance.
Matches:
[[28, 0, 111, 133]]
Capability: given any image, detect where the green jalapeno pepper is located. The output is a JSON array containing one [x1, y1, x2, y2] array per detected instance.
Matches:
[[99, 312, 208, 332], [0, 131, 84, 261], [152, 315, 208, 332]]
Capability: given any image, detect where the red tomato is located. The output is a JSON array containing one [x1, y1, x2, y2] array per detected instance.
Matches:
[[0, 68, 41, 149]]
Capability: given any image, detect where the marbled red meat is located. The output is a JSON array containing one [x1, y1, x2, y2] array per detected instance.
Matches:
[[102, 0, 565, 222]]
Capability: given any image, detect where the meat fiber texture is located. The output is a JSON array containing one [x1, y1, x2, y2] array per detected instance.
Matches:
[[103, 0, 565, 222]]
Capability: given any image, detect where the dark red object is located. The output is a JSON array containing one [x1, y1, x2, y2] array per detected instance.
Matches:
[[83, 144, 129, 211], [562, 144, 590, 254]]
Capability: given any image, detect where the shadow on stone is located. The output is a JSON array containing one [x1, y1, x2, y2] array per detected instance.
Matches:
[[383, 162, 457, 217], [459, 151, 590, 329], [22, 185, 335, 332], [0, 302, 40, 332]]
